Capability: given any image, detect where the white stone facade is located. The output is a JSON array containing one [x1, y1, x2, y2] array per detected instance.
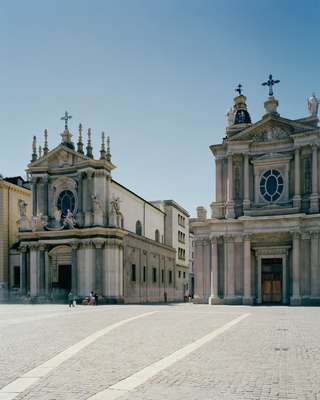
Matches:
[[9, 124, 187, 303], [191, 92, 320, 305]]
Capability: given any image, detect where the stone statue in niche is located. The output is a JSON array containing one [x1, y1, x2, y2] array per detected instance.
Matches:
[[308, 93, 319, 117]]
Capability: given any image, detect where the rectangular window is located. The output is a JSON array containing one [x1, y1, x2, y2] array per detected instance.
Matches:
[[178, 270, 181, 278], [131, 264, 136, 282], [13, 266, 20, 288], [169, 270, 172, 284], [183, 271, 186, 279], [152, 267, 157, 283], [161, 269, 164, 283], [143, 266, 146, 282]]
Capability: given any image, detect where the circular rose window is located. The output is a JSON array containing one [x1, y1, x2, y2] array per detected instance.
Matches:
[[260, 169, 283, 202]]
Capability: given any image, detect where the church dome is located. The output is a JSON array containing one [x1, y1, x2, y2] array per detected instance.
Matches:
[[234, 109, 251, 124]]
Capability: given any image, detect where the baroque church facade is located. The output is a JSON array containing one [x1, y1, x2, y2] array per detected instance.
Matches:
[[191, 78, 320, 305], [9, 116, 189, 303]]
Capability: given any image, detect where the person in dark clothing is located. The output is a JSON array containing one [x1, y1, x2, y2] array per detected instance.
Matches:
[[94, 292, 98, 306]]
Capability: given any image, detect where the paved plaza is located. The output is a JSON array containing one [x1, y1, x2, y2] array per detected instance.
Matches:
[[0, 304, 319, 400]]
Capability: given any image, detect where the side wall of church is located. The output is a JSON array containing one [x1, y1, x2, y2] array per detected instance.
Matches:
[[110, 181, 164, 242], [123, 233, 177, 303]]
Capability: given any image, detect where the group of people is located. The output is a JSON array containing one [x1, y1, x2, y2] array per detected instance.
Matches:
[[67, 290, 99, 307]]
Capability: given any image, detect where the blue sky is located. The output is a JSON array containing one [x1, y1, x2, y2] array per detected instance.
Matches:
[[0, 0, 319, 216]]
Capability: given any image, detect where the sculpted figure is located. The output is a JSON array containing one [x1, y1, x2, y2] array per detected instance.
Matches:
[[308, 93, 319, 116], [226, 107, 235, 127], [63, 209, 76, 229], [92, 195, 104, 214], [18, 199, 27, 217], [53, 207, 62, 224], [109, 197, 121, 227]]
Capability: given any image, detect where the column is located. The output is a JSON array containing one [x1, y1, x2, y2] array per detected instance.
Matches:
[[310, 145, 319, 213], [194, 240, 204, 301], [257, 255, 262, 304], [38, 245, 46, 296], [243, 153, 250, 210], [45, 249, 50, 297], [291, 232, 301, 305], [226, 154, 235, 218], [311, 232, 319, 298], [208, 237, 219, 305], [32, 179, 37, 216], [282, 253, 288, 304], [243, 235, 253, 304], [29, 244, 39, 297], [224, 236, 235, 301], [43, 176, 49, 216], [71, 242, 78, 294], [19, 245, 28, 295], [293, 147, 301, 208], [85, 170, 93, 226], [94, 240, 104, 296], [215, 159, 222, 202]]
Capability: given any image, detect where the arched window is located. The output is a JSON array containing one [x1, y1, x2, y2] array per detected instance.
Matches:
[[135, 220, 142, 236], [155, 229, 160, 242], [57, 190, 75, 217]]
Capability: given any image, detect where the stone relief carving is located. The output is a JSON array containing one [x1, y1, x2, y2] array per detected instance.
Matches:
[[92, 195, 104, 214], [253, 126, 289, 142]]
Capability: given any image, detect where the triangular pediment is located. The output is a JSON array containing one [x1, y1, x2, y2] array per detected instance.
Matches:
[[228, 114, 316, 142], [28, 144, 89, 170]]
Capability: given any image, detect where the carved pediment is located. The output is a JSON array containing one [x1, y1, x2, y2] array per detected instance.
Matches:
[[228, 114, 315, 142], [29, 144, 88, 169]]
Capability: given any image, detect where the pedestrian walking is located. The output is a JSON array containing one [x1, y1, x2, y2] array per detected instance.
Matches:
[[68, 291, 75, 308], [94, 292, 98, 306]]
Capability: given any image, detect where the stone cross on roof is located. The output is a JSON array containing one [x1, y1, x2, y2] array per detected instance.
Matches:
[[235, 84, 243, 96], [262, 74, 280, 97], [61, 111, 72, 130]]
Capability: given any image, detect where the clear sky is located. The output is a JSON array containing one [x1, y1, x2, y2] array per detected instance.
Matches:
[[1, 0, 319, 216]]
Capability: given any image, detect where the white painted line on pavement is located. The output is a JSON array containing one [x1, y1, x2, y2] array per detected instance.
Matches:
[[88, 313, 251, 400], [0, 311, 157, 400]]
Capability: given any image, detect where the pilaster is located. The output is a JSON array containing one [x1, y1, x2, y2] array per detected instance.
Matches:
[[243, 153, 250, 210], [310, 145, 319, 213], [226, 154, 235, 218], [310, 232, 320, 298], [293, 147, 301, 209], [243, 235, 253, 304], [290, 232, 302, 305], [19, 245, 28, 296]]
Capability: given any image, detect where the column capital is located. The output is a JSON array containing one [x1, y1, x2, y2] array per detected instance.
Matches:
[[29, 243, 39, 251], [312, 143, 319, 151], [19, 244, 28, 253], [224, 235, 234, 243], [209, 235, 219, 244], [243, 234, 251, 242], [93, 239, 106, 249], [310, 231, 320, 239], [292, 231, 301, 240], [38, 244, 47, 252], [70, 240, 80, 250]]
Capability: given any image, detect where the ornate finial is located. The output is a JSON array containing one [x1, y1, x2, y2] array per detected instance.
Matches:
[[86, 128, 93, 159], [262, 74, 280, 97], [38, 145, 42, 158], [31, 136, 37, 162], [100, 131, 107, 160], [60, 111, 72, 131], [106, 136, 112, 162], [235, 84, 243, 96], [43, 129, 49, 156], [77, 123, 84, 154]]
